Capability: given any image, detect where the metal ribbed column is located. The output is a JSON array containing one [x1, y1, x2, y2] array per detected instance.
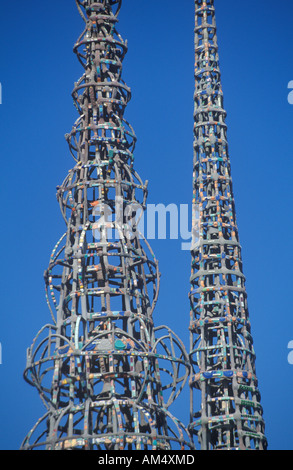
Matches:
[[188, 0, 267, 450], [21, 0, 193, 451]]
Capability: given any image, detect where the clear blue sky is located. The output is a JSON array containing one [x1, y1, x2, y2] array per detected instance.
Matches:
[[0, 0, 293, 450]]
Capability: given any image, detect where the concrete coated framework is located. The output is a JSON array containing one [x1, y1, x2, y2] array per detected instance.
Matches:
[[21, 0, 193, 450], [188, 0, 267, 450]]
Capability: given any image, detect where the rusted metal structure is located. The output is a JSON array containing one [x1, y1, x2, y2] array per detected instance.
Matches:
[[188, 0, 267, 450], [21, 0, 193, 450]]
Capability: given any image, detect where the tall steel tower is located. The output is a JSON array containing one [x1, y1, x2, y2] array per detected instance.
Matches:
[[21, 0, 192, 451], [188, 0, 267, 450]]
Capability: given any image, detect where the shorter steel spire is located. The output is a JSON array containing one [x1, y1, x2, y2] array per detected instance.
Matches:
[[188, 0, 267, 450]]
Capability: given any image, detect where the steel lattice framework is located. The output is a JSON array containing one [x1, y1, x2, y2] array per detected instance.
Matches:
[[21, 0, 193, 451], [188, 0, 267, 450]]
